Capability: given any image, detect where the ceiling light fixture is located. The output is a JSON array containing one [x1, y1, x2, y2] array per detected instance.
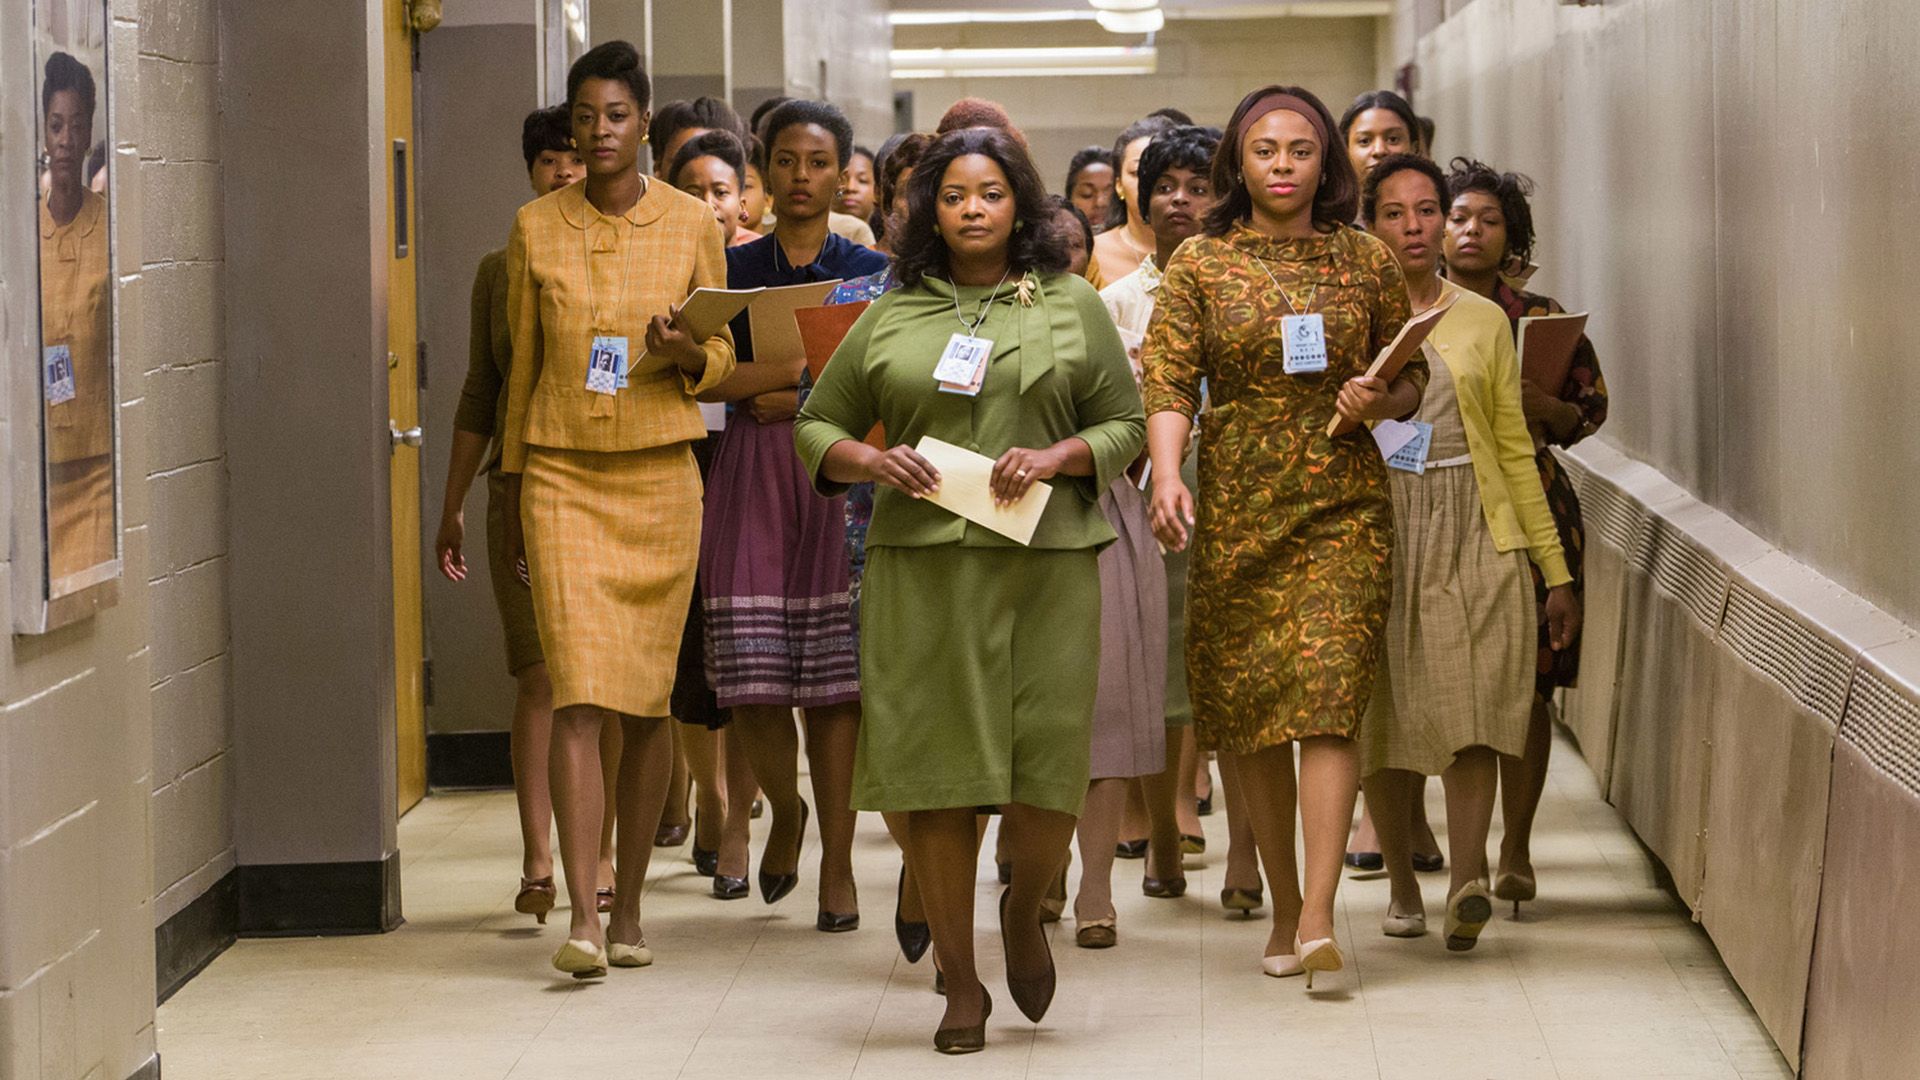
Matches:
[[889, 44, 1158, 79], [1095, 7, 1164, 32], [1088, 0, 1159, 10], [888, 9, 1095, 26]]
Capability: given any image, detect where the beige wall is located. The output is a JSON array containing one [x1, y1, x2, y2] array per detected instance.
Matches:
[[900, 16, 1383, 196], [1403, 0, 1920, 627], [1, 0, 162, 1077], [782, 0, 892, 142], [140, 0, 232, 930]]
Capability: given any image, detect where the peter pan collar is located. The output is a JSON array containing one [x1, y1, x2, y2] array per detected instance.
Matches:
[[557, 176, 668, 230]]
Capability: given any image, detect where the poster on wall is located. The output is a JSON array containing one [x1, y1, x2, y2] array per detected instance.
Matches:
[[34, 0, 117, 602]]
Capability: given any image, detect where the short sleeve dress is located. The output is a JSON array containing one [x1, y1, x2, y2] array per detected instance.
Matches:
[[1139, 223, 1419, 753]]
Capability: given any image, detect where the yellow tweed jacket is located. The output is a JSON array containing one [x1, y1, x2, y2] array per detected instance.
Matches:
[[501, 180, 735, 472], [40, 189, 113, 464], [1425, 280, 1572, 587]]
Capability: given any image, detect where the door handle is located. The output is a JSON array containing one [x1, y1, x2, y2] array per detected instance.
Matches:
[[390, 423, 424, 450]]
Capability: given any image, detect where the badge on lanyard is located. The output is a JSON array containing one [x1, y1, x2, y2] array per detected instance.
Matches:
[[934, 332, 991, 397], [1281, 313, 1328, 375], [44, 344, 75, 405], [1373, 418, 1433, 474], [586, 335, 627, 396]]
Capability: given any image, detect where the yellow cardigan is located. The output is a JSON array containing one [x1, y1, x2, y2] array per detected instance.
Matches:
[[1424, 281, 1572, 587]]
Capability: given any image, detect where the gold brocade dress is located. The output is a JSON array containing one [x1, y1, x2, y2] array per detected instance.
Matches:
[[40, 189, 115, 586], [1139, 223, 1420, 753]]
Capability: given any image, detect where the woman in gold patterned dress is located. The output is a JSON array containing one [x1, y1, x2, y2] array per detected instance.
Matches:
[[1140, 86, 1425, 987]]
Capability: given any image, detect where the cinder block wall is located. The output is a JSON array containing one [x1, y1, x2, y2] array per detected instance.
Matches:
[[0, 0, 163, 1076], [138, 0, 233, 937]]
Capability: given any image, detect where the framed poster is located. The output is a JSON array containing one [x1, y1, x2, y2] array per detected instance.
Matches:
[[31, 0, 118, 614]]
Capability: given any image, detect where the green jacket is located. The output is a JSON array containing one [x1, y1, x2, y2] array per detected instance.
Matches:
[[795, 270, 1145, 550]]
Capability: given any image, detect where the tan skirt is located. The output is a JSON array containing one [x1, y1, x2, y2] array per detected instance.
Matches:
[[522, 443, 700, 716], [1362, 462, 1534, 777], [1090, 479, 1167, 780]]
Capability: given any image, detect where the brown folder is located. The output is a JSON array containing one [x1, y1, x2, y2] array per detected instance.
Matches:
[[1518, 311, 1588, 394], [1326, 291, 1458, 437], [794, 301, 885, 450]]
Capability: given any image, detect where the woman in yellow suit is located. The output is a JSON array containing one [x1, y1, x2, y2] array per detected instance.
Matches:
[[40, 51, 114, 588], [501, 41, 735, 979]]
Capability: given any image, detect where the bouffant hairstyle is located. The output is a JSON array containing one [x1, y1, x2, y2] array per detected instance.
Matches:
[[890, 128, 1068, 288], [1046, 194, 1094, 253], [567, 40, 650, 113], [648, 95, 747, 155], [761, 99, 856, 168], [1444, 156, 1537, 270], [1204, 85, 1356, 237], [1134, 125, 1221, 224], [935, 97, 1028, 148], [669, 129, 748, 187], [1360, 153, 1449, 226], [521, 105, 574, 170], [43, 51, 96, 117]]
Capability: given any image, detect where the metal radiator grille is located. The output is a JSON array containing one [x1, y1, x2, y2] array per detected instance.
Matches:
[[1841, 665, 1920, 801], [1638, 515, 1730, 628], [1719, 585, 1852, 727]]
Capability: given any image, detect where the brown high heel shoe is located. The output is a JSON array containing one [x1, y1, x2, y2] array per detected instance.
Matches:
[[514, 877, 556, 925], [933, 986, 992, 1055], [1000, 889, 1056, 1022]]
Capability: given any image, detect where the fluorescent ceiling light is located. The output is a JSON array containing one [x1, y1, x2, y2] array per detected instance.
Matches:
[[889, 44, 1158, 78], [1088, 0, 1158, 10], [1096, 8, 1164, 32], [889, 9, 1094, 25]]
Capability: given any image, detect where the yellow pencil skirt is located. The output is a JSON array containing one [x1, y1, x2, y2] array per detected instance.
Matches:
[[521, 443, 701, 717]]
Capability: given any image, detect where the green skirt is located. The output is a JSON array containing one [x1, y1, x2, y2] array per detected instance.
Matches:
[[854, 544, 1100, 816]]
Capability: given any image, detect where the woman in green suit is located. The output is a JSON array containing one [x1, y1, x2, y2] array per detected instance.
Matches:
[[795, 127, 1144, 1055]]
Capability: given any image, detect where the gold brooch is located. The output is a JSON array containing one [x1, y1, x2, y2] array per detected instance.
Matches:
[[1014, 271, 1038, 308]]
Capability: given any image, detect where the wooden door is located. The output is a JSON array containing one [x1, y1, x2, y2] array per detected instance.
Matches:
[[385, 0, 426, 814]]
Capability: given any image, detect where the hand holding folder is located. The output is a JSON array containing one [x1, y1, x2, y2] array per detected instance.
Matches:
[[913, 437, 1052, 546], [1517, 311, 1588, 394], [1327, 292, 1458, 437]]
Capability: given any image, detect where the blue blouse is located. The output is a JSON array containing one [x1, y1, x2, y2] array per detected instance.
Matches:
[[724, 231, 890, 364]]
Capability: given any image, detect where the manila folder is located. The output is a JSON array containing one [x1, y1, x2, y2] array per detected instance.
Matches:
[[914, 436, 1052, 546]]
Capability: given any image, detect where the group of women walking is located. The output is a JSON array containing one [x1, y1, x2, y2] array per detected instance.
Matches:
[[434, 39, 1609, 1055]]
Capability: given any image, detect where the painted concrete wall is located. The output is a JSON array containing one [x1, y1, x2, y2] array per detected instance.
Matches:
[[899, 16, 1382, 197], [1401, 0, 1920, 627]]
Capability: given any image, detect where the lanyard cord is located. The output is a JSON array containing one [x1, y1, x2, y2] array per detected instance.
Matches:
[[948, 266, 1013, 337], [1250, 252, 1318, 317], [581, 176, 647, 330]]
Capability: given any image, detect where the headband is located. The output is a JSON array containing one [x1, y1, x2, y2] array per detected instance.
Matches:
[[1240, 92, 1328, 149]]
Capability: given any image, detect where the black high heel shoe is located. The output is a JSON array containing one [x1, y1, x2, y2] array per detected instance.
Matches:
[[1114, 838, 1148, 859], [895, 866, 931, 963], [817, 910, 860, 933], [712, 875, 748, 900], [999, 888, 1056, 1023], [758, 799, 809, 904], [933, 986, 991, 1055]]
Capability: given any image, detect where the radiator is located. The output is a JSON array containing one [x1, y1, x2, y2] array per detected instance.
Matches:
[[1699, 552, 1908, 1070], [1802, 637, 1920, 1077]]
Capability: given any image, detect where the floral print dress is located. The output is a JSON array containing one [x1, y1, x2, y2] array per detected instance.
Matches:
[[1140, 223, 1420, 752], [1494, 282, 1609, 699]]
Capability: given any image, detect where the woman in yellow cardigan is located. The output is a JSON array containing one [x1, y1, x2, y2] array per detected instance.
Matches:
[[1356, 155, 1580, 953], [500, 42, 735, 979]]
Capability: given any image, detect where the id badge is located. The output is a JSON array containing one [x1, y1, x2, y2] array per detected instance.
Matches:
[[1384, 420, 1433, 474], [44, 344, 75, 405], [1281, 313, 1328, 375], [586, 335, 627, 395], [934, 332, 991, 397]]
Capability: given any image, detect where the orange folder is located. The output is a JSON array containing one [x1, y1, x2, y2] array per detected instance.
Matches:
[[1517, 312, 1588, 394], [794, 301, 885, 450]]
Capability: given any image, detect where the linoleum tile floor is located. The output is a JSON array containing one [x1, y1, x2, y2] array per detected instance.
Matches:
[[159, 729, 1792, 1080]]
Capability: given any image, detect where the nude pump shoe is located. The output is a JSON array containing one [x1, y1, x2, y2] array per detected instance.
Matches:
[[552, 938, 607, 979], [1295, 934, 1344, 989]]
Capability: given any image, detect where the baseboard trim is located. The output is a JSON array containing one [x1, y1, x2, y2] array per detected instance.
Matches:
[[237, 851, 403, 936], [155, 869, 238, 1004], [126, 1052, 161, 1080], [426, 730, 514, 790]]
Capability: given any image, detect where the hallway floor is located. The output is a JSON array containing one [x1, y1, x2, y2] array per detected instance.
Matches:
[[157, 730, 1791, 1079]]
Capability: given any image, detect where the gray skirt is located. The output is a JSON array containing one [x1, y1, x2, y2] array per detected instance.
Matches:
[[1091, 479, 1168, 779]]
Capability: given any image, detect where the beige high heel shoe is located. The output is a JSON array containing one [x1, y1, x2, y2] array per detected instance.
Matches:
[[1493, 867, 1536, 916], [1445, 881, 1493, 952], [1294, 934, 1344, 989], [552, 938, 607, 979]]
